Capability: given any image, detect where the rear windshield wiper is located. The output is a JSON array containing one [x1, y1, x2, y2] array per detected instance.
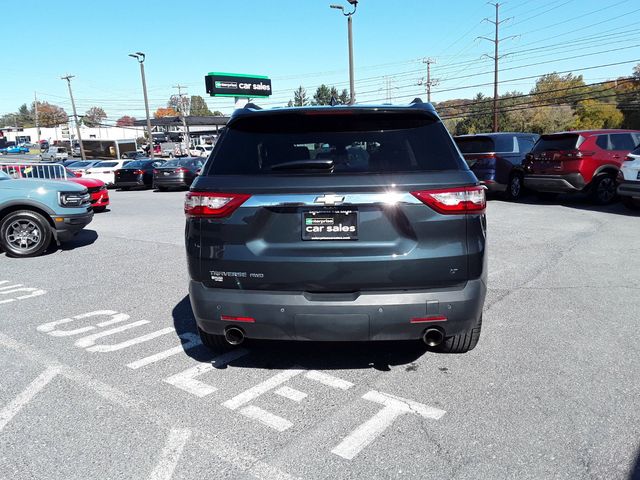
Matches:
[[269, 159, 334, 171]]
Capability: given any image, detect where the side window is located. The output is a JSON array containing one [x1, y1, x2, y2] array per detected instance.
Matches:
[[631, 132, 640, 148], [595, 135, 610, 150], [610, 133, 636, 151], [517, 137, 535, 153], [512, 136, 519, 153]]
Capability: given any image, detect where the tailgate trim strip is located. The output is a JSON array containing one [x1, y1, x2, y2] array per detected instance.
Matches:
[[243, 192, 421, 207]]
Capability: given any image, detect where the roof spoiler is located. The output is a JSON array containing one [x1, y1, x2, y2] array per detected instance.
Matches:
[[244, 102, 262, 110]]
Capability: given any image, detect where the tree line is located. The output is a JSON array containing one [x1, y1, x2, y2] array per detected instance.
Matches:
[[0, 95, 224, 129]]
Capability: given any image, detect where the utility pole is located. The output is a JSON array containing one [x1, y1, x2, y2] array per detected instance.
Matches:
[[173, 84, 191, 154], [129, 52, 154, 158], [420, 58, 438, 103], [330, 1, 358, 104], [34, 92, 40, 143], [478, 3, 517, 132], [61, 75, 86, 160]]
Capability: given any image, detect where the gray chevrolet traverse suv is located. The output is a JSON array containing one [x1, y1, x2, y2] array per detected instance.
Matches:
[[185, 100, 487, 353]]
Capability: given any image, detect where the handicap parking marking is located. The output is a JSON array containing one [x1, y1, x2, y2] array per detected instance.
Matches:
[[0, 280, 46, 305]]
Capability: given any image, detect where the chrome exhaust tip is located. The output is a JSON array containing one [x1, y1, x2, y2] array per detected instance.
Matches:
[[422, 328, 445, 347], [224, 326, 245, 345]]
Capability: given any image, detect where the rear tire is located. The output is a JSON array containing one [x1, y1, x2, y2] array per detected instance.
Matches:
[[504, 173, 523, 201], [590, 173, 617, 205], [0, 210, 52, 258], [93, 206, 107, 213], [198, 327, 231, 351], [434, 315, 482, 354], [157, 186, 168, 192]]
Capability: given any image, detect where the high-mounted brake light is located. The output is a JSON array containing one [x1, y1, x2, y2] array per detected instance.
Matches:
[[411, 186, 485, 214], [184, 192, 250, 218]]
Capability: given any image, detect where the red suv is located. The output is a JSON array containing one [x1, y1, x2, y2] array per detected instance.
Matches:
[[523, 129, 640, 204]]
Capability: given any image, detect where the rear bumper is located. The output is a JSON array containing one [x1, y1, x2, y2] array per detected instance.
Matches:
[[524, 173, 586, 193], [154, 177, 190, 187], [115, 180, 146, 188], [618, 180, 640, 198], [190, 278, 487, 341], [51, 210, 93, 243]]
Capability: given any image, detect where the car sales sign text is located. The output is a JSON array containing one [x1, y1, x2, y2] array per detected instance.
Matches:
[[205, 72, 272, 98]]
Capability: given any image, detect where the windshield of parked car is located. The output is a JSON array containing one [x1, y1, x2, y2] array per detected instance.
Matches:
[[0, 171, 10, 180], [94, 161, 118, 168], [162, 159, 201, 168], [69, 161, 93, 168], [207, 112, 464, 175]]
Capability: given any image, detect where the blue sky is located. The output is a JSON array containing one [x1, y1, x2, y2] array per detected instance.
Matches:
[[1, 0, 639, 122]]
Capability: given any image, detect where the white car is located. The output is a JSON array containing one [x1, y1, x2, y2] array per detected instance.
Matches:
[[618, 143, 640, 210], [84, 160, 131, 186], [190, 144, 213, 157], [40, 147, 68, 161]]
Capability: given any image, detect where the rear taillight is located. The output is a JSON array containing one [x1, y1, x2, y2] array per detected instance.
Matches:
[[153, 169, 158, 174], [411, 186, 486, 214], [184, 192, 250, 218], [133, 169, 144, 175], [625, 156, 634, 162], [176, 167, 189, 173]]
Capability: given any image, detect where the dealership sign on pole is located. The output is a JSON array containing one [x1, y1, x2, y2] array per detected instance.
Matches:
[[205, 72, 272, 98]]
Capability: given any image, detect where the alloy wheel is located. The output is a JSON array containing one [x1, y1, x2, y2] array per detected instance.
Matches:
[[6, 219, 41, 251]]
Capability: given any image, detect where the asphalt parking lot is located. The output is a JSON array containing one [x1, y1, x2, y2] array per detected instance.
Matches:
[[1, 189, 639, 480]]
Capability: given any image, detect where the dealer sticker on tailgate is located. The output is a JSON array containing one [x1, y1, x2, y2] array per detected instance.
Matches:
[[302, 210, 358, 240]]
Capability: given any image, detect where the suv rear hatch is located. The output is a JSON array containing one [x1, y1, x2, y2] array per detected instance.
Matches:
[[526, 133, 585, 174], [187, 108, 481, 293]]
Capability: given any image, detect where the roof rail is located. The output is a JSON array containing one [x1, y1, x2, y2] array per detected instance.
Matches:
[[244, 102, 262, 110]]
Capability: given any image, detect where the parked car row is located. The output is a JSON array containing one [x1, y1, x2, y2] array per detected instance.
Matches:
[[453, 129, 640, 209]]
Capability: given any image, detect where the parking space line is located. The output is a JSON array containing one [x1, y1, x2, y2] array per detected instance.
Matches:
[[126, 333, 202, 370], [275, 386, 307, 402], [0, 366, 60, 432], [240, 405, 293, 432], [305, 371, 354, 390], [223, 369, 304, 411], [148, 428, 192, 480], [163, 348, 249, 397], [0, 332, 298, 480], [87, 327, 175, 353]]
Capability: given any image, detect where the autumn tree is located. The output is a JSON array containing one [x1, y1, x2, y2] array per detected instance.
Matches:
[[83, 106, 107, 127], [33, 101, 68, 127], [572, 100, 623, 130], [189, 95, 213, 116], [116, 115, 136, 127], [154, 107, 178, 118]]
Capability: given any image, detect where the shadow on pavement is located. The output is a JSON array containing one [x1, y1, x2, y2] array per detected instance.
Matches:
[[172, 295, 429, 371], [48, 229, 98, 254], [630, 448, 640, 480], [506, 191, 640, 217]]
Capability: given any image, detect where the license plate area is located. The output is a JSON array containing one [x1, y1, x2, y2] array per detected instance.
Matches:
[[302, 209, 358, 241]]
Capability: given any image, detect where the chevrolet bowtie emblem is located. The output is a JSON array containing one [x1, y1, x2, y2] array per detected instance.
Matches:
[[314, 194, 345, 206]]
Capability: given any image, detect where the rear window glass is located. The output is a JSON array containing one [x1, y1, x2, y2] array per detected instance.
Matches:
[[124, 160, 152, 168], [206, 113, 463, 175], [455, 137, 495, 153], [532, 134, 581, 152], [95, 161, 117, 168]]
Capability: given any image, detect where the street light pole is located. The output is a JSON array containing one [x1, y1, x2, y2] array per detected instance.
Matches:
[[330, 1, 358, 104], [129, 52, 154, 158], [61, 75, 86, 160]]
